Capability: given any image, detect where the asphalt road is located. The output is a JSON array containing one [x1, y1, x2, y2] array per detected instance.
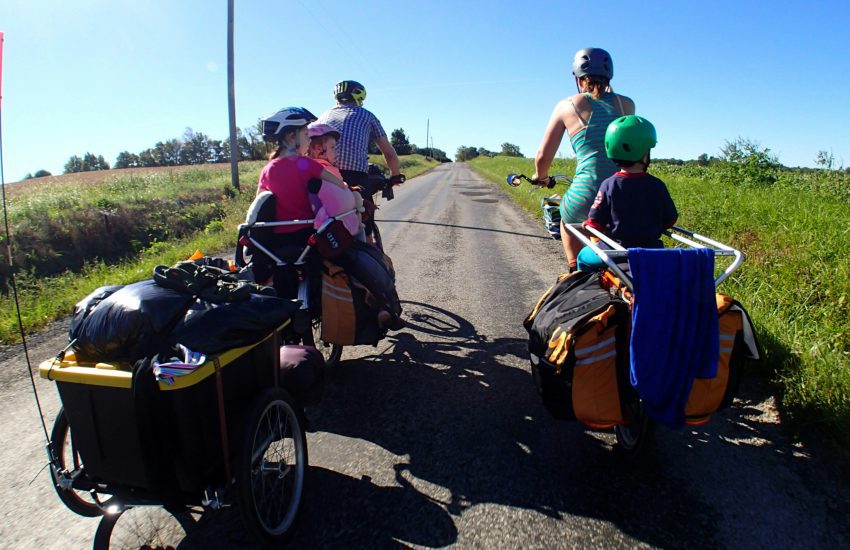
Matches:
[[1, 163, 848, 549]]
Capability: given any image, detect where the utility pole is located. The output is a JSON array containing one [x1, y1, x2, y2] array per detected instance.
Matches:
[[227, 0, 240, 190], [426, 118, 430, 160]]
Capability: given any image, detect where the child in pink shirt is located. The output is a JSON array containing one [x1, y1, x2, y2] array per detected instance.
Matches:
[[257, 108, 347, 239], [307, 123, 366, 241]]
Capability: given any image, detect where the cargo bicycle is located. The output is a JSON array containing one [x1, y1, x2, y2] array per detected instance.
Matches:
[[525, 218, 760, 458]]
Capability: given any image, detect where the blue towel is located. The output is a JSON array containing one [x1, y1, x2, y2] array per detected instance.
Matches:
[[628, 248, 719, 429]]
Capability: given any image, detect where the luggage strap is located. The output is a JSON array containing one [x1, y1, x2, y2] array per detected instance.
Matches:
[[213, 357, 232, 492]]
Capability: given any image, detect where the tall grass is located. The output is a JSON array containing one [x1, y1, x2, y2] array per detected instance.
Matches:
[[468, 156, 850, 447]]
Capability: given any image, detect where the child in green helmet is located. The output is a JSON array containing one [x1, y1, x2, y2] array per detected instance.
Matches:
[[576, 115, 678, 271]]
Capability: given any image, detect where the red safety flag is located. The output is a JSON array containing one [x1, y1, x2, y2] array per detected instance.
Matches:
[[0, 32, 4, 108]]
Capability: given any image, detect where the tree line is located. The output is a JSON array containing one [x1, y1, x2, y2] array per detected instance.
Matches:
[[25, 129, 846, 180], [387, 128, 450, 162], [20, 125, 446, 180], [455, 143, 522, 162], [56, 124, 271, 176]]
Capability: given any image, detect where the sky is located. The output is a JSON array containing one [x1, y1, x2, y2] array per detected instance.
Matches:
[[1, 0, 850, 182]]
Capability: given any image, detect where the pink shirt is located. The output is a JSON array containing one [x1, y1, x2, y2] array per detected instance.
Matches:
[[257, 156, 324, 233], [313, 159, 363, 236]]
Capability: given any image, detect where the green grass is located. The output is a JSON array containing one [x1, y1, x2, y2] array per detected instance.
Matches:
[[367, 153, 441, 178], [468, 155, 850, 448], [0, 155, 437, 343]]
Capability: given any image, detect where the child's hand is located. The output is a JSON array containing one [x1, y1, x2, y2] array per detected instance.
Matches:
[[353, 191, 365, 213]]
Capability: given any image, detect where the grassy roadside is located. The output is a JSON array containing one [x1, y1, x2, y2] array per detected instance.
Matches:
[[468, 155, 850, 450], [0, 155, 438, 344]]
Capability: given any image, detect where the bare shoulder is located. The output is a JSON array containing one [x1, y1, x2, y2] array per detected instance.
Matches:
[[616, 94, 636, 114], [569, 92, 589, 109], [554, 93, 587, 117]]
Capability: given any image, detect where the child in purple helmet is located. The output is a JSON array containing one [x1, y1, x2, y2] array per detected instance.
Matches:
[[307, 122, 366, 242]]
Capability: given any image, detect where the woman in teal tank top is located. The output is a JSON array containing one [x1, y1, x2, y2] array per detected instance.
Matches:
[[533, 48, 635, 269]]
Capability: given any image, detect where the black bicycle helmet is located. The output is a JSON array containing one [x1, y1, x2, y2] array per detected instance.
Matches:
[[261, 107, 317, 142], [334, 80, 367, 106], [571, 48, 613, 80]]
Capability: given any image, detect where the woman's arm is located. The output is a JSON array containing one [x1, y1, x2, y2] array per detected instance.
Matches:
[[533, 101, 568, 180]]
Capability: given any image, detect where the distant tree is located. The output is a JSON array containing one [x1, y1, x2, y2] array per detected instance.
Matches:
[[697, 153, 709, 166], [815, 149, 835, 171], [241, 125, 266, 160], [82, 152, 98, 170], [429, 148, 449, 162], [455, 146, 480, 162], [720, 137, 781, 186], [500, 142, 523, 157], [656, 158, 684, 165], [114, 151, 140, 169], [209, 139, 228, 163], [64, 155, 84, 173], [80, 153, 109, 171], [152, 139, 182, 166], [391, 128, 412, 155], [22, 173, 33, 180], [180, 128, 213, 165], [720, 137, 779, 166], [220, 136, 234, 162], [477, 147, 496, 158], [138, 148, 158, 167], [33, 169, 52, 178]]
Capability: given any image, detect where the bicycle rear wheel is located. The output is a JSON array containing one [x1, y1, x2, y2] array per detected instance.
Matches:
[[614, 394, 655, 458], [310, 315, 343, 368]]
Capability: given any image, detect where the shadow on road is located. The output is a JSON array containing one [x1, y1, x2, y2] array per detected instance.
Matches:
[[299, 301, 736, 547], [88, 302, 850, 549], [379, 219, 550, 241]]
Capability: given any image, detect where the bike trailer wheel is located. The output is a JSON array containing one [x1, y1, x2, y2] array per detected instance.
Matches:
[[49, 408, 113, 517], [237, 388, 308, 546]]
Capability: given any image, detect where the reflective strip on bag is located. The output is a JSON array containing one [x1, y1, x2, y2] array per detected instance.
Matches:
[[575, 349, 617, 366], [574, 335, 616, 366], [575, 335, 616, 357], [719, 332, 735, 354], [322, 286, 354, 302]]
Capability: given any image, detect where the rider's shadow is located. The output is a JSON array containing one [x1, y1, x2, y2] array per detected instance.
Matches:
[[302, 301, 730, 548]]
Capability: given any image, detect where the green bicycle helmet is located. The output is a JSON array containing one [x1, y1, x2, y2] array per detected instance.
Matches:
[[604, 115, 657, 162]]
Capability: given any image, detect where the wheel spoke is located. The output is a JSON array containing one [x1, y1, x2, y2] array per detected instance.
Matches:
[[240, 392, 304, 542]]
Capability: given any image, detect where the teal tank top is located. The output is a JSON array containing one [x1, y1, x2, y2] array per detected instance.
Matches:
[[560, 92, 621, 223]]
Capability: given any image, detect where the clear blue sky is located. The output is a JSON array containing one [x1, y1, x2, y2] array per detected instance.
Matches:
[[1, 0, 849, 182]]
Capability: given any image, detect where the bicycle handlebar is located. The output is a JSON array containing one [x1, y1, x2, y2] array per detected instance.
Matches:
[[506, 173, 572, 189]]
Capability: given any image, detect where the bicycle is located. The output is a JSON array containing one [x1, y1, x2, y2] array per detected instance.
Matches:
[[526, 222, 757, 458]]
